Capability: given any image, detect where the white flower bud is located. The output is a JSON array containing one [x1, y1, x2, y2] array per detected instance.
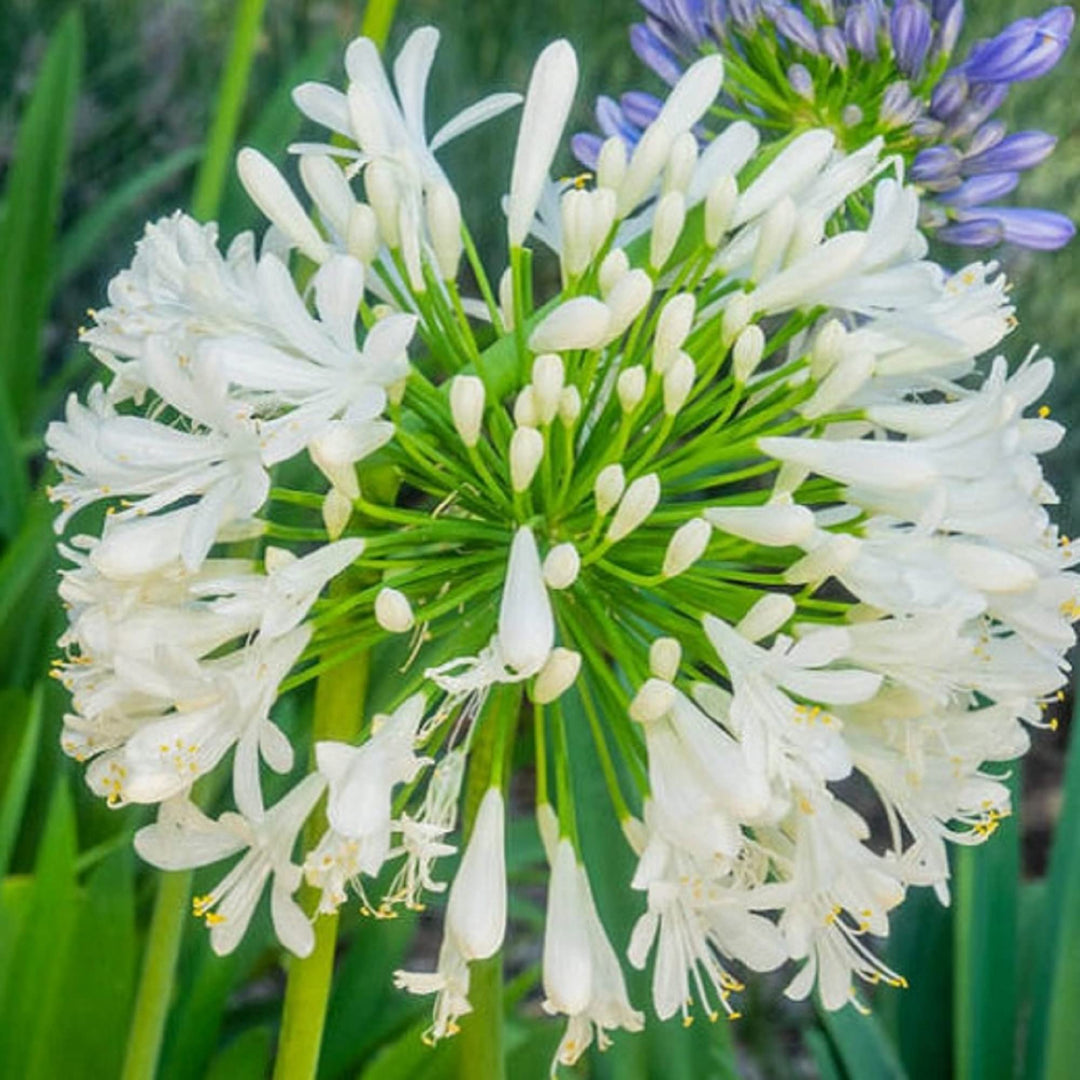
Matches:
[[499, 267, 515, 331], [786, 209, 824, 266], [801, 352, 875, 420], [662, 517, 710, 578], [594, 464, 626, 516], [617, 366, 647, 413], [650, 190, 686, 271], [590, 187, 617, 254], [533, 648, 582, 704], [721, 292, 752, 347], [811, 319, 848, 379], [558, 385, 582, 426], [300, 153, 353, 236], [375, 587, 415, 633], [654, 293, 696, 374], [560, 188, 594, 280], [364, 159, 401, 248], [705, 500, 815, 547], [604, 269, 652, 340], [529, 297, 611, 352], [346, 203, 380, 265], [531, 354, 565, 424], [399, 201, 425, 293], [663, 352, 695, 415], [450, 375, 485, 447], [736, 592, 795, 643], [499, 527, 555, 676], [237, 148, 328, 264], [664, 131, 698, 194], [751, 197, 796, 282], [445, 787, 506, 959], [514, 386, 539, 428], [543, 542, 580, 590], [705, 174, 738, 247], [629, 677, 676, 723], [322, 488, 352, 540], [426, 183, 463, 281], [596, 136, 628, 191], [264, 545, 295, 574], [784, 533, 860, 585], [733, 324, 766, 383], [649, 637, 682, 681], [598, 248, 630, 298], [510, 426, 544, 492], [608, 473, 660, 543]]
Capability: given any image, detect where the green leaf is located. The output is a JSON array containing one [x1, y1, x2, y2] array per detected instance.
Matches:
[[0, 684, 44, 875], [819, 1003, 908, 1080], [953, 771, 1019, 1080], [1023, 722, 1080, 1080], [804, 1027, 845, 1080], [0, 780, 79, 1078], [0, 9, 83, 532], [204, 1026, 274, 1080]]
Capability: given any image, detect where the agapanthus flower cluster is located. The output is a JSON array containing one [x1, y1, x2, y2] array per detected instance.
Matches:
[[575, 0, 1075, 251], [49, 24, 1077, 1070]]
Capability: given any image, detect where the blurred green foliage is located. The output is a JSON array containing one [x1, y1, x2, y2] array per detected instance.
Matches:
[[0, 1, 1077, 1077]]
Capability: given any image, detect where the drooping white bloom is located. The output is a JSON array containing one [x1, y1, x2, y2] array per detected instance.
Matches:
[[135, 773, 325, 956]]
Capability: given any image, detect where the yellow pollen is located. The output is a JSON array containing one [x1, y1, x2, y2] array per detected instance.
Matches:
[[1039, 405, 1051, 418]]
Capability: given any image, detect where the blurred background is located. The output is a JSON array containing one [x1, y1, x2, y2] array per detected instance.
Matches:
[[0, 1, 1076, 1077]]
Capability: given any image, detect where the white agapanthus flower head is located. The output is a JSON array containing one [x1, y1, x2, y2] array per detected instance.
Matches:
[[49, 19, 1075, 1063]]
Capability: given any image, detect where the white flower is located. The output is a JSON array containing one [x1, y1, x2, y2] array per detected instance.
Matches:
[[134, 773, 326, 956]]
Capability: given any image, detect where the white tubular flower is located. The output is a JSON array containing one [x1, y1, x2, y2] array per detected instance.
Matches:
[[617, 366, 647, 413], [542, 840, 644, 1067], [607, 474, 661, 543], [531, 353, 565, 424], [507, 40, 579, 247], [426, 183, 463, 280], [135, 774, 326, 957], [663, 352, 695, 415], [650, 191, 686, 270], [654, 293, 695, 373], [498, 527, 555, 676]]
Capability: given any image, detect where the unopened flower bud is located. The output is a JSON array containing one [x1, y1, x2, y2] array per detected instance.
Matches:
[[617, 366, 647, 413], [664, 132, 698, 194], [510, 426, 544, 492], [811, 319, 848, 379], [558, 386, 582, 426], [594, 464, 626, 516], [590, 188, 617, 253], [514, 386, 539, 427], [721, 292, 752, 347], [705, 175, 738, 246], [237, 148, 328, 264], [801, 353, 875, 420], [736, 592, 795, 643], [322, 488, 352, 539], [375, 587, 415, 633], [399, 201, 425, 293], [450, 375, 485, 447], [705, 499, 815, 547], [752, 197, 796, 282], [531, 354, 564, 424], [598, 249, 630, 297], [596, 136, 628, 191], [426, 183, 463, 281], [364, 159, 401, 248], [346, 202, 380, 264], [618, 124, 672, 216], [499, 267, 515, 331], [629, 677, 676, 723], [650, 191, 686, 270], [733, 324, 765, 383], [543, 542, 580, 590], [662, 517, 711, 578], [608, 473, 661, 542], [604, 269, 653, 339], [649, 638, 682, 682], [561, 188, 594, 280], [654, 293, 696, 373], [663, 352, 695, 415], [533, 647, 582, 704], [529, 297, 611, 352]]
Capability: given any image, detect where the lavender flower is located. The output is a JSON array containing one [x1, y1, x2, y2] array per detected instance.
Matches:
[[576, 0, 1076, 251]]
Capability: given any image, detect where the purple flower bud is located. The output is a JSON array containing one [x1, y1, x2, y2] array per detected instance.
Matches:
[[891, 1, 933, 77], [911, 145, 963, 184], [787, 63, 815, 100], [931, 0, 957, 20], [770, 4, 821, 53], [729, 0, 761, 31], [596, 96, 640, 142], [911, 117, 946, 138], [880, 80, 922, 127], [945, 81, 1009, 140], [967, 120, 1006, 157], [961, 7, 1074, 83], [658, 0, 712, 50], [935, 217, 1005, 246], [952, 207, 1076, 250], [620, 91, 665, 131], [845, 2, 880, 60], [930, 72, 968, 120], [963, 130, 1057, 176], [630, 23, 686, 86], [821, 25, 850, 68], [571, 132, 604, 170], [937, 171, 1019, 206], [933, 1, 965, 60]]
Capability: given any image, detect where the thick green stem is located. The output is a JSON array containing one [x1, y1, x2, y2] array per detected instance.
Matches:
[[273, 651, 371, 1080], [456, 684, 521, 1080], [121, 869, 192, 1080], [360, 0, 400, 48]]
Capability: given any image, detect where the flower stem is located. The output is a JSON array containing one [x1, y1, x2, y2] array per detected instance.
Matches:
[[360, 0, 400, 49], [273, 651, 371, 1080], [120, 869, 192, 1080]]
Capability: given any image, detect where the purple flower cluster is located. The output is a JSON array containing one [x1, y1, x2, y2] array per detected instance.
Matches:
[[573, 1, 1075, 251]]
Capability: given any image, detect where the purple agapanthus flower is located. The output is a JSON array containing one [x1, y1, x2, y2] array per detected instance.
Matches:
[[575, 1, 1075, 251]]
